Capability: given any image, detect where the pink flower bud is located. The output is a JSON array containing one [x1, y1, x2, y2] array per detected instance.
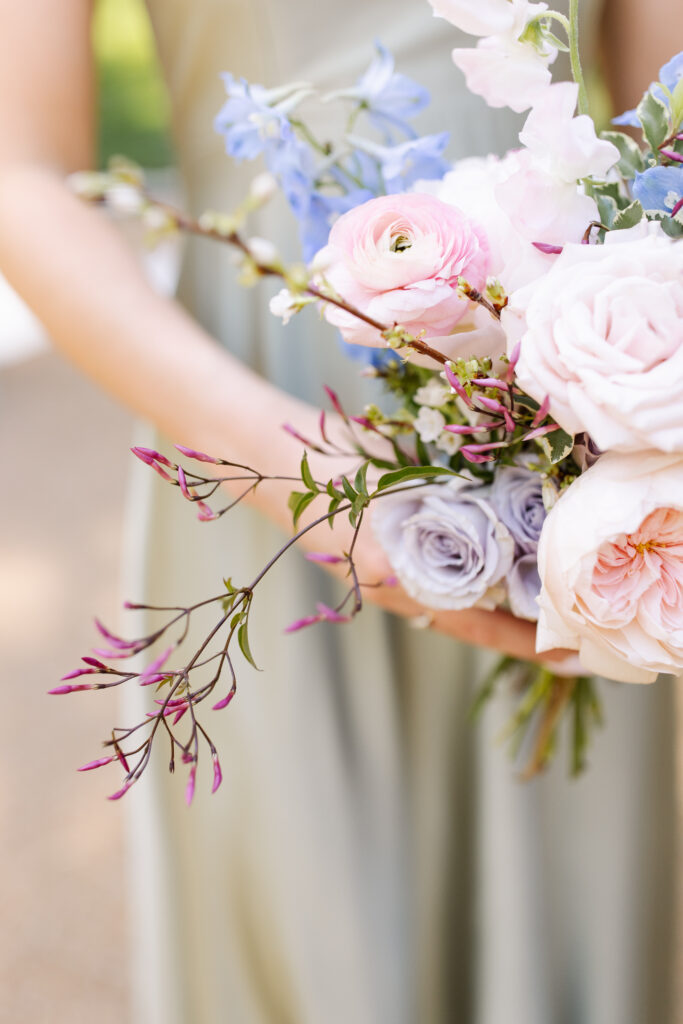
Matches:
[[60, 667, 99, 681], [196, 501, 219, 521], [316, 602, 350, 623], [471, 377, 509, 391], [211, 754, 223, 794], [282, 423, 314, 447], [304, 552, 346, 564], [443, 422, 500, 435], [131, 446, 174, 468], [49, 683, 94, 694], [531, 395, 550, 428], [185, 765, 197, 806], [174, 444, 224, 464], [212, 689, 236, 711], [177, 465, 192, 500], [172, 706, 188, 725], [115, 747, 130, 773], [82, 656, 107, 669], [323, 385, 345, 417], [138, 645, 174, 686], [284, 613, 321, 633], [108, 780, 134, 801], [532, 242, 564, 255], [444, 365, 474, 408], [78, 756, 115, 772]]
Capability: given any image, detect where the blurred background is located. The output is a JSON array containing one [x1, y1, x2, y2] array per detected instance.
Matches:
[[0, 1, 173, 1019]]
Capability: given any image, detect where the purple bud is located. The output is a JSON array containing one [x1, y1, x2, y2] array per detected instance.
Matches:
[[174, 444, 223, 464], [172, 706, 188, 725], [475, 396, 515, 432], [524, 423, 559, 441], [211, 754, 223, 794], [444, 422, 500, 435], [532, 241, 564, 255], [115, 747, 130, 773], [185, 765, 197, 806], [660, 149, 683, 164], [471, 377, 509, 391], [672, 196, 683, 218], [196, 501, 219, 521], [94, 618, 139, 649], [78, 756, 115, 772], [82, 656, 107, 669], [304, 552, 346, 564], [506, 341, 521, 384]]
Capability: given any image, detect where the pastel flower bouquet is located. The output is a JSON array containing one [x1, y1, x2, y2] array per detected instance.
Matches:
[[62, 0, 683, 799]]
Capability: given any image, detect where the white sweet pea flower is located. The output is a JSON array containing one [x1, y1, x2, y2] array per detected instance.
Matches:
[[414, 406, 447, 442], [415, 379, 452, 407], [247, 236, 279, 266], [519, 82, 619, 182], [269, 288, 299, 324], [427, 0, 519, 36], [452, 18, 556, 114]]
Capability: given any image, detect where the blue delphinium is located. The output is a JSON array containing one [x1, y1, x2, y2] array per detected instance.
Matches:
[[214, 75, 306, 160], [613, 50, 683, 128], [347, 132, 451, 193], [326, 41, 430, 140], [632, 165, 683, 214]]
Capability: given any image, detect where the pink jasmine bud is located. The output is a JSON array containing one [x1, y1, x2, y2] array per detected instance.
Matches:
[[78, 756, 115, 772], [672, 196, 683, 218], [531, 395, 550, 428], [174, 444, 224, 464], [108, 780, 134, 801], [524, 423, 560, 441], [304, 552, 346, 564], [115, 747, 130, 773], [60, 667, 100, 681], [350, 416, 378, 431], [177, 465, 191, 500], [475, 396, 515, 432], [49, 683, 94, 694], [323, 385, 345, 418], [444, 365, 474, 408], [319, 410, 329, 443], [506, 341, 521, 384], [284, 613, 321, 633], [444, 422, 500, 435], [282, 423, 314, 447], [211, 754, 223, 794], [532, 242, 563, 255], [212, 687, 236, 711], [172, 706, 188, 725], [196, 501, 219, 521], [94, 619, 139, 649], [82, 656, 107, 669], [471, 377, 509, 391], [138, 646, 174, 687], [660, 149, 683, 164], [185, 765, 197, 806], [131, 446, 174, 468], [316, 602, 350, 623]]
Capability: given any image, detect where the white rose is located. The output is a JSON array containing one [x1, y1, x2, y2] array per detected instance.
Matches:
[[505, 222, 683, 453], [536, 450, 683, 683]]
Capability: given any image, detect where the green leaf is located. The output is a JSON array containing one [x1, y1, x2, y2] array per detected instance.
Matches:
[[353, 461, 370, 498], [637, 90, 669, 153], [327, 494, 342, 527], [600, 130, 646, 178], [340, 475, 357, 503], [539, 428, 574, 464], [670, 75, 683, 131], [326, 479, 343, 501], [595, 192, 618, 228], [238, 619, 260, 671], [223, 576, 235, 594], [300, 452, 319, 493], [290, 489, 317, 528], [612, 199, 644, 231], [375, 465, 458, 492]]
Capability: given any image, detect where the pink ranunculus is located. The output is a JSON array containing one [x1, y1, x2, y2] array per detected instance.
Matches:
[[536, 450, 683, 683], [315, 193, 490, 357], [504, 222, 683, 452]]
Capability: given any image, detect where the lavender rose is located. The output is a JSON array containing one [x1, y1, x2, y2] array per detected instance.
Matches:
[[489, 465, 547, 621], [372, 478, 514, 610]]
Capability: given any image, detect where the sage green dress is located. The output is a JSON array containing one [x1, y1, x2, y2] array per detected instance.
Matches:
[[123, 1, 678, 1021]]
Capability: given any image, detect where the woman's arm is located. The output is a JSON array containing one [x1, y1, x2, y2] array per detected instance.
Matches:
[[0, 0, 568, 664]]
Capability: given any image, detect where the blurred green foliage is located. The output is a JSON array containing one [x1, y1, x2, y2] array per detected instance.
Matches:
[[94, 0, 174, 168]]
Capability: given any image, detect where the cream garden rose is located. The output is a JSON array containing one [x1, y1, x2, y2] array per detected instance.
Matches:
[[536, 450, 683, 683], [505, 222, 683, 452]]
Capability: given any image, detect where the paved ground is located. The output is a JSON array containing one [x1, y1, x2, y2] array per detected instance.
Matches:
[[0, 352, 132, 1023]]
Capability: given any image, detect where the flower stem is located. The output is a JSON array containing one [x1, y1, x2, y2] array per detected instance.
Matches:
[[568, 0, 589, 116]]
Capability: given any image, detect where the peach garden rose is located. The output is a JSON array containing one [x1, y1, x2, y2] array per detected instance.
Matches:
[[536, 450, 683, 683]]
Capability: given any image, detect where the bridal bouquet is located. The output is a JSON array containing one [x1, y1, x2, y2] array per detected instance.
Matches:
[[61, 0, 683, 799]]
